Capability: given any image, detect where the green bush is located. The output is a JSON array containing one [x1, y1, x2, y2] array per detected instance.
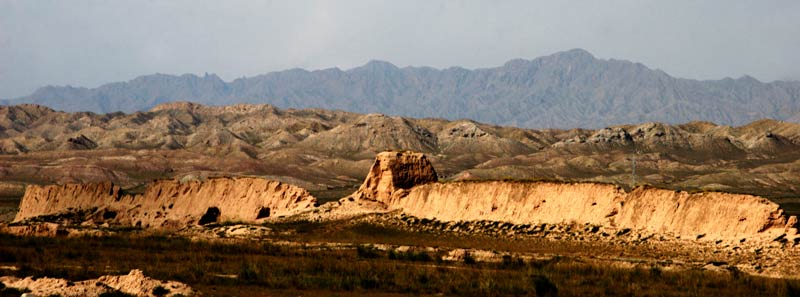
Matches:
[[356, 244, 381, 259], [463, 252, 476, 265], [501, 254, 524, 268], [532, 275, 558, 297], [388, 249, 433, 262], [238, 261, 261, 282]]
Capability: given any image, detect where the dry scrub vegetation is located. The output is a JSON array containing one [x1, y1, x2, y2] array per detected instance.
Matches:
[[2, 221, 800, 296]]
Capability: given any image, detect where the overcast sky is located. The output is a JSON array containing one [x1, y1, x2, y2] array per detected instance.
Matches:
[[1, 0, 799, 98]]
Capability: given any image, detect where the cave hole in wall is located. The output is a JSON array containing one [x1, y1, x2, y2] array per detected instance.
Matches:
[[103, 210, 117, 220], [199, 207, 221, 225], [257, 207, 271, 219]]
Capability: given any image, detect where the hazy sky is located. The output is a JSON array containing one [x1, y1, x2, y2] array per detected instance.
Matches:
[[1, 0, 799, 98]]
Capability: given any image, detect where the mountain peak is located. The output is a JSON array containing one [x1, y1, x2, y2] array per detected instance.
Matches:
[[547, 48, 597, 62], [736, 75, 760, 83], [502, 58, 532, 68], [361, 60, 399, 70], [563, 48, 595, 57]]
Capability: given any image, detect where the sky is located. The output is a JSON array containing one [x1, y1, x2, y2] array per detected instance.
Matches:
[[1, 0, 799, 98]]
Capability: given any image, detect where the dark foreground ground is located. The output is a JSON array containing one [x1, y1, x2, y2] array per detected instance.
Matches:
[[2, 220, 800, 297]]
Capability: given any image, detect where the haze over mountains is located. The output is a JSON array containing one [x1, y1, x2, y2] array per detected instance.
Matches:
[[4, 49, 800, 129]]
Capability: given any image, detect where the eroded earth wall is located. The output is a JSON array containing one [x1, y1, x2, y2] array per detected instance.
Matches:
[[16, 182, 121, 222], [395, 182, 798, 241], [11, 150, 799, 243], [14, 177, 317, 228], [355, 151, 799, 242]]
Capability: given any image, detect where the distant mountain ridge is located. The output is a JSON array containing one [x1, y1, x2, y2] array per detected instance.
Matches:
[[4, 49, 800, 128]]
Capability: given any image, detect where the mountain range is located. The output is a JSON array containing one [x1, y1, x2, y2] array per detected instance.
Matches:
[[3, 49, 800, 128]]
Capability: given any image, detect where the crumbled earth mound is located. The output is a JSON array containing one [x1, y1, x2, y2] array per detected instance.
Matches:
[[292, 151, 439, 221], [349, 151, 438, 204], [0, 269, 193, 297]]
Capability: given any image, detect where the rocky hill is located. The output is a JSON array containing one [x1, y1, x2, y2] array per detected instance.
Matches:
[[2, 102, 800, 200], [4, 49, 800, 128]]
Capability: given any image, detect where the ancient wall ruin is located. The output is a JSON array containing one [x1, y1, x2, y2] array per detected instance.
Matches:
[[11, 150, 799, 242], [355, 151, 798, 242], [14, 177, 317, 228], [395, 182, 797, 241]]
